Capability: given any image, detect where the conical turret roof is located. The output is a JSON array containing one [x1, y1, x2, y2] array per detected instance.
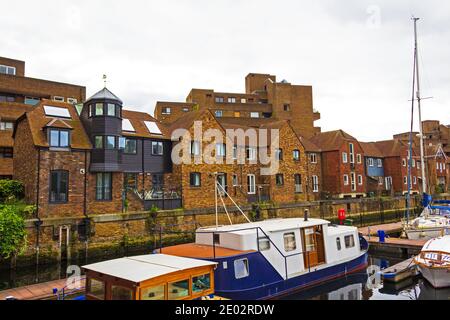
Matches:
[[86, 87, 123, 104]]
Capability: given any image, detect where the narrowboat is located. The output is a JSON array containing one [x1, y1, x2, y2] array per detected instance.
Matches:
[[414, 236, 450, 288], [82, 254, 218, 300], [160, 217, 369, 300]]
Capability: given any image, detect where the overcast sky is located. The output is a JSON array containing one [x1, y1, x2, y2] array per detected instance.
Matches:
[[1, 0, 449, 141]]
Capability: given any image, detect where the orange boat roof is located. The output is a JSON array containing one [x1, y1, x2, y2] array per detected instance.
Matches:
[[159, 243, 254, 259]]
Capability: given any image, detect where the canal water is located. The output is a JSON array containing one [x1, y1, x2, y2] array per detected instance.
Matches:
[[1, 251, 449, 300]]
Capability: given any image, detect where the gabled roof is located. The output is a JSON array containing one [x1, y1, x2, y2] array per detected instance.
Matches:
[[86, 87, 122, 104], [122, 109, 169, 140], [44, 118, 73, 130], [373, 139, 407, 157], [15, 100, 92, 149], [309, 130, 358, 152], [360, 142, 383, 158]]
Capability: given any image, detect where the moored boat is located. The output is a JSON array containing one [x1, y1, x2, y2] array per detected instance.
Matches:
[[413, 236, 450, 288], [160, 217, 369, 300]]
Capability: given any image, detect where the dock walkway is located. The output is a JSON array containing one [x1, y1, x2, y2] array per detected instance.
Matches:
[[0, 278, 84, 300], [365, 236, 427, 255], [358, 222, 403, 236]]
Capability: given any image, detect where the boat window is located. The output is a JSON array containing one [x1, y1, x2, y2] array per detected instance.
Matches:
[[168, 279, 189, 300], [258, 237, 271, 251], [111, 285, 133, 300], [141, 284, 166, 300], [192, 274, 211, 294], [303, 228, 316, 252], [87, 278, 105, 300], [234, 258, 250, 279], [345, 235, 355, 248], [284, 232, 297, 252], [336, 237, 342, 251]]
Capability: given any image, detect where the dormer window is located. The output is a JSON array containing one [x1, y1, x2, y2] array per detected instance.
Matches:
[[162, 107, 171, 115], [49, 129, 70, 148]]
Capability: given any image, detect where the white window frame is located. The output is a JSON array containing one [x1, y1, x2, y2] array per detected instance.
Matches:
[[404, 176, 408, 185], [312, 175, 319, 193], [417, 161, 421, 169], [310, 153, 317, 164], [377, 159, 382, 168], [53, 96, 65, 102], [250, 112, 260, 118], [350, 173, 356, 191], [240, 98, 247, 104], [215, 110, 223, 117], [402, 159, 407, 167], [161, 107, 171, 115], [234, 258, 250, 279], [228, 97, 236, 103], [247, 174, 256, 195], [232, 174, 239, 187], [368, 158, 374, 167], [413, 176, 417, 185], [358, 175, 363, 186], [343, 174, 349, 186], [246, 147, 257, 161], [0, 65, 16, 75], [349, 143, 355, 164], [216, 143, 226, 157], [190, 141, 201, 156], [342, 152, 348, 164], [357, 154, 362, 164]]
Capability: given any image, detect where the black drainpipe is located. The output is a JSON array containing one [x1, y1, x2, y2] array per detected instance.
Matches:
[[142, 139, 145, 198], [83, 150, 88, 218], [35, 148, 42, 250]]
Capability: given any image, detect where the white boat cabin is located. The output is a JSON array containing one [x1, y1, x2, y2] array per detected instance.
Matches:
[[196, 218, 362, 279]]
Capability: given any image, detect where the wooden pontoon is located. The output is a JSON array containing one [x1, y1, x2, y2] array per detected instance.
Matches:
[[82, 254, 217, 300]]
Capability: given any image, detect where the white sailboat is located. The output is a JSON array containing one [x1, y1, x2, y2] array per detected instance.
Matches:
[[414, 236, 450, 288], [403, 17, 450, 240]]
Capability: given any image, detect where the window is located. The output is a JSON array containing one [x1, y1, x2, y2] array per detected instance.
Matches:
[[350, 173, 356, 191], [0, 148, 13, 158], [94, 136, 103, 149], [413, 176, 417, 185], [344, 175, 349, 185], [293, 150, 300, 161], [234, 111, 241, 118], [283, 104, 291, 111], [310, 153, 317, 164], [216, 143, 226, 157], [232, 145, 238, 160], [295, 174, 302, 193], [228, 97, 236, 103], [107, 103, 116, 116], [357, 154, 362, 164], [190, 173, 201, 187], [95, 103, 104, 116], [345, 235, 355, 248], [106, 136, 116, 149], [377, 159, 382, 168], [250, 112, 259, 118], [404, 176, 407, 185], [246, 147, 257, 161], [336, 238, 342, 251], [358, 175, 363, 185], [412, 160, 415, 168], [241, 98, 247, 103], [368, 158, 374, 167], [0, 65, 16, 75], [312, 176, 319, 193], [215, 110, 223, 117], [67, 98, 78, 104], [276, 174, 284, 186], [275, 148, 283, 161], [247, 174, 256, 194], [215, 96, 224, 103], [182, 107, 189, 112], [232, 174, 239, 186], [24, 96, 40, 105], [0, 122, 14, 131], [96, 173, 112, 201], [124, 139, 137, 154], [284, 233, 297, 252], [192, 274, 211, 293], [168, 279, 189, 300], [417, 161, 421, 169], [234, 258, 249, 279], [342, 152, 348, 163], [49, 170, 68, 203], [402, 159, 407, 167], [87, 278, 105, 300], [53, 96, 65, 102], [49, 129, 69, 148], [190, 141, 201, 156], [349, 143, 355, 164], [111, 286, 133, 300], [162, 107, 171, 115], [141, 285, 165, 300], [0, 95, 15, 102], [124, 173, 138, 190], [152, 141, 164, 155], [258, 237, 271, 251]]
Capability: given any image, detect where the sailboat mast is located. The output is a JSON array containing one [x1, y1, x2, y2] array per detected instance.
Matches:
[[413, 17, 428, 194]]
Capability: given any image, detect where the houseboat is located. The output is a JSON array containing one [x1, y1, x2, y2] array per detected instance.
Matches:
[[414, 236, 450, 288], [160, 217, 369, 300], [82, 254, 218, 300]]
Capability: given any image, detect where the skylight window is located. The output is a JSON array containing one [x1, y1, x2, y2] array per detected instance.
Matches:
[[122, 119, 135, 132], [44, 106, 71, 119], [144, 121, 162, 135]]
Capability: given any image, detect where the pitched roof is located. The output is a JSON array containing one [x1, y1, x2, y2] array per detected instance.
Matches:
[[360, 142, 384, 158], [16, 100, 92, 149], [122, 109, 169, 140], [373, 139, 407, 157], [309, 130, 357, 152], [86, 87, 122, 104], [0, 102, 35, 147]]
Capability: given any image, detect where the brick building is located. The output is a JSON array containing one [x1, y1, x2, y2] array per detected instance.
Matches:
[[155, 73, 321, 138], [360, 142, 386, 196], [0, 56, 86, 179], [310, 130, 366, 199]]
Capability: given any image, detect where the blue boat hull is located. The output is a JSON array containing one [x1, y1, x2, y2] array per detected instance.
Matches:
[[211, 251, 368, 300]]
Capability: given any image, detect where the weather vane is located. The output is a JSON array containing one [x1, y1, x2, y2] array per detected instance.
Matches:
[[103, 74, 107, 88]]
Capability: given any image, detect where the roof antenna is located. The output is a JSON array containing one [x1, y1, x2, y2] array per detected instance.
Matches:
[[103, 74, 107, 88]]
